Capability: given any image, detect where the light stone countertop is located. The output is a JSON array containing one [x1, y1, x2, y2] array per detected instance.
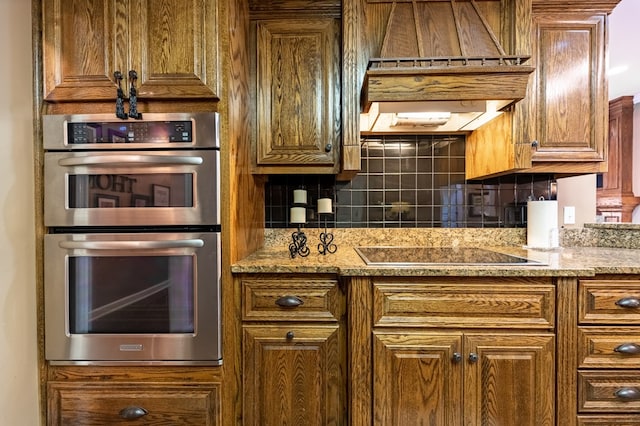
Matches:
[[231, 228, 640, 277]]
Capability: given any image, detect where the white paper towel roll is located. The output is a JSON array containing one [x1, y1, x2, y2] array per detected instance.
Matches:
[[527, 200, 559, 248]]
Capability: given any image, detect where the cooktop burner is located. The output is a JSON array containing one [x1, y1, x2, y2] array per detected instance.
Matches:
[[355, 246, 545, 266]]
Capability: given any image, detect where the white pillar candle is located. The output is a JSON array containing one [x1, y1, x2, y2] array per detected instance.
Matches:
[[318, 198, 332, 214], [290, 206, 306, 224], [293, 189, 307, 204]]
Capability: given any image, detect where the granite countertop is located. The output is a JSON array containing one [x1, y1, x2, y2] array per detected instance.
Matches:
[[231, 244, 640, 277], [231, 227, 640, 277]]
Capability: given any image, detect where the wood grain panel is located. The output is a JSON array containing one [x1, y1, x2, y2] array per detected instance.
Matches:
[[372, 279, 555, 328], [47, 382, 220, 426], [373, 331, 463, 426], [532, 14, 606, 162], [42, 0, 120, 101], [578, 370, 640, 413], [464, 333, 555, 426], [578, 328, 640, 369], [242, 278, 342, 321], [579, 280, 640, 325], [242, 324, 345, 425]]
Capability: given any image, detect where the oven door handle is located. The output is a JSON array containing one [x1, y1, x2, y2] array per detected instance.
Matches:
[[57, 155, 204, 166], [58, 239, 205, 250]]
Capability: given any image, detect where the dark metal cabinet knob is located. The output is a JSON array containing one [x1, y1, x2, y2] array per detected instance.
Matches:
[[286, 331, 294, 340], [325, 143, 332, 153], [614, 343, 640, 355], [615, 387, 640, 401], [468, 353, 479, 363], [452, 352, 462, 363], [275, 295, 304, 308], [616, 297, 640, 309], [119, 406, 148, 420]]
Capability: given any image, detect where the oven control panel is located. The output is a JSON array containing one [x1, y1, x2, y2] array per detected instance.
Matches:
[[67, 120, 193, 144]]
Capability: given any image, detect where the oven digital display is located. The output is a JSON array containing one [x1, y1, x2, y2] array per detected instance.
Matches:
[[67, 120, 193, 144]]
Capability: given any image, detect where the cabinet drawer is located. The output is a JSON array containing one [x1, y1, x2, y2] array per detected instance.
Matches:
[[578, 328, 640, 368], [579, 280, 640, 324], [372, 279, 555, 328], [47, 382, 220, 425], [242, 278, 343, 321], [578, 415, 640, 425], [578, 370, 640, 413]]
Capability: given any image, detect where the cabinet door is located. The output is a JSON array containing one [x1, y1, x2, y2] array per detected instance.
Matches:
[[42, 0, 218, 102], [529, 13, 606, 163], [464, 333, 555, 426], [128, 0, 218, 99], [42, 0, 126, 101], [373, 332, 463, 426], [243, 325, 346, 426], [255, 18, 341, 173]]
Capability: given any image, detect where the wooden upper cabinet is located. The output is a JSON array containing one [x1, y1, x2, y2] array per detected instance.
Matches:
[[42, 0, 218, 102], [466, 4, 615, 180], [528, 13, 606, 164], [253, 18, 341, 174]]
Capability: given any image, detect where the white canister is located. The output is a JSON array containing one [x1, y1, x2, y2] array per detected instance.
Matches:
[[526, 200, 559, 248]]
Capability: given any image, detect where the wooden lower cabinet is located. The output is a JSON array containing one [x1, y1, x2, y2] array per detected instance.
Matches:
[[373, 331, 555, 425], [348, 276, 557, 425], [47, 381, 220, 425], [239, 274, 347, 425], [575, 276, 640, 425], [243, 325, 345, 425]]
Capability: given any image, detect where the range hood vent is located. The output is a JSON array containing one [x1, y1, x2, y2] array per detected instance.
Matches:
[[361, 0, 534, 133]]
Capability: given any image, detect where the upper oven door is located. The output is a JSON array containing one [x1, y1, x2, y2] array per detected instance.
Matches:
[[44, 150, 219, 227]]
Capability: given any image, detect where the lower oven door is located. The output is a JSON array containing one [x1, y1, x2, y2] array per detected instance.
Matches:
[[44, 231, 221, 365]]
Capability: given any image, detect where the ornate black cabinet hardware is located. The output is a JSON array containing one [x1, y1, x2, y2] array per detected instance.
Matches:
[[128, 70, 142, 119], [114, 71, 127, 119], [275, 295, 304, 308]]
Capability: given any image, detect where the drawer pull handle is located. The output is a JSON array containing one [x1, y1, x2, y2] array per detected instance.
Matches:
[[286, 331, 295, 340], [452, 352, 462, 363], [275, 295, 304, 308], [616, 297, 640, 309], [119, 406, 148, 420], [614, 343, 640, 355], [468, 353, 479, 363], [615, 388, 640, 401]]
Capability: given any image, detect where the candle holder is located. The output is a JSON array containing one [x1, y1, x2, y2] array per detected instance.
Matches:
[[289, 225, 310, 258], [289, 188, 309, 259], [317, 197, 337, 255]]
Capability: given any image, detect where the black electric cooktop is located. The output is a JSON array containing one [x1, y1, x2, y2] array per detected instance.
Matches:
[[354, 246, 545, 266]]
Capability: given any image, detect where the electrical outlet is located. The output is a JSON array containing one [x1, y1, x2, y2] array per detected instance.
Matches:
[[564, 206, 576, 225]]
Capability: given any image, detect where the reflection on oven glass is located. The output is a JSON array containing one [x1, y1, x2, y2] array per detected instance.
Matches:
[[68, 255, 194, 334], [67, 174, 193, 209]]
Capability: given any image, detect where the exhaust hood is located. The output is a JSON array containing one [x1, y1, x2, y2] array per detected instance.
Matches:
[[361, 0, 534, 133]]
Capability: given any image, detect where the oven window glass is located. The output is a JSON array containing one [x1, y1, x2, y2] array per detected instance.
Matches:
[[68, 255, 194, 334], [68, 174, 193, 208]]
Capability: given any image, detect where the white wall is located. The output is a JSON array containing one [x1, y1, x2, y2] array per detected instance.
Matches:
[[0, 0, 40, 425], [557, 174, 598, 228]]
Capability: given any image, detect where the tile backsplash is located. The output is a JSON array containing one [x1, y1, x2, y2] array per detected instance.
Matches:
[[265, 135, 556, 228]]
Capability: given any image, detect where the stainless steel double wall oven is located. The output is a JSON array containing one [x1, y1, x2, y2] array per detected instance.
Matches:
[[43, 112, 222, 365]]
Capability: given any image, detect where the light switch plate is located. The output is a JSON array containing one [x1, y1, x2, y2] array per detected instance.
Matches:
[[564, 206, 576, 224]]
